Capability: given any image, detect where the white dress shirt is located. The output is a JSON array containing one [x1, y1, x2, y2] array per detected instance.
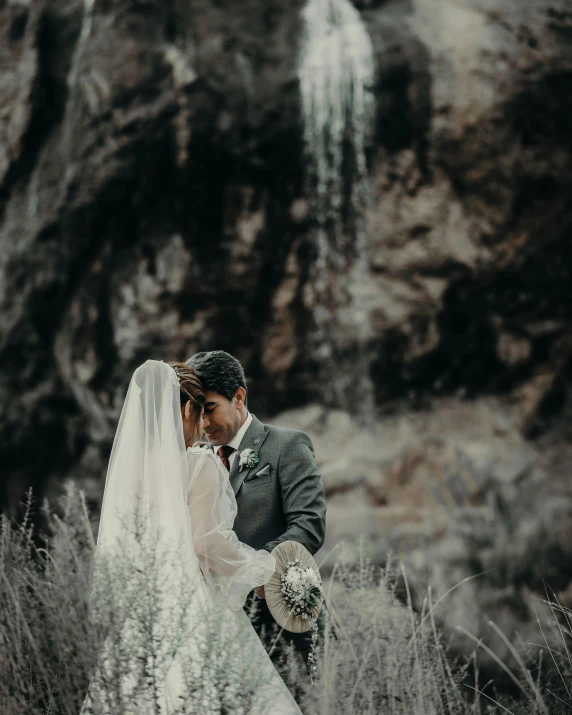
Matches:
[[222, 411, 253, 469]]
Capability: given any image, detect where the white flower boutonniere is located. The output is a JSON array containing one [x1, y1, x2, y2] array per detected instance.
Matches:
[[238, 448, 260, 472]]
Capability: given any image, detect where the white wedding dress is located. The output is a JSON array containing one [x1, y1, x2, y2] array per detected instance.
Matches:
[[81, 360, 301, 715]]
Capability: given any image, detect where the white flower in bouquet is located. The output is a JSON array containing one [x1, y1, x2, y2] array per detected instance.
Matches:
[[280, 559, 324, 622]]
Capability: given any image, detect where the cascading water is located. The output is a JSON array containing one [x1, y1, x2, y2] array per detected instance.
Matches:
[[297, 0, 376, 410], [298, 0, 374, 268]]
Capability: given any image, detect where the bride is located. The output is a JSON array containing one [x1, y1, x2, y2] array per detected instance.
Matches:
[[81, 360, 302, 715]]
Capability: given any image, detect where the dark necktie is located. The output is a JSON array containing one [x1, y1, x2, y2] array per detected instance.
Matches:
[[217, 445, 234, 471]]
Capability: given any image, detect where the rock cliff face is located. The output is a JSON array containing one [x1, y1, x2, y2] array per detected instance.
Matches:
[[2, 0, 572, 653]]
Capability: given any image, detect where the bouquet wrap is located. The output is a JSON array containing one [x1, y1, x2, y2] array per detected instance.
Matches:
[[265, 540, 323, 634]]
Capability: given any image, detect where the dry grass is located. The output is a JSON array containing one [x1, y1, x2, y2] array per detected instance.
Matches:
[[1, 487, 572, 714], [288, 547, 469, 715]]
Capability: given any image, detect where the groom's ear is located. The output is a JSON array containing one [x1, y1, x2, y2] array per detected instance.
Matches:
[[233, 387, 247, 410]]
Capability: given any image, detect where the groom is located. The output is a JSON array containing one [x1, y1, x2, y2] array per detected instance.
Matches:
[[186, 350, 326, 664]]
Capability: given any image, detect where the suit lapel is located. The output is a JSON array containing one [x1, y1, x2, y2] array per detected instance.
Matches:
[[230, 414, 269, 496]]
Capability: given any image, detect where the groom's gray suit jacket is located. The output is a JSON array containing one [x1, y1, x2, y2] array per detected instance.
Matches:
[[228, 414, 326, 556]]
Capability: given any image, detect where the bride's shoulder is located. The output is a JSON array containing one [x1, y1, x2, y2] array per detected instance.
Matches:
[[186, 447, 227, 493], [187, 445, 217, 463], [186, 445, 221, 471], [187, 444, 215, 455]]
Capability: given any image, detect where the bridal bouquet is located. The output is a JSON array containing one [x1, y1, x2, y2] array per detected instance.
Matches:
[[266, 541, 324, 677]]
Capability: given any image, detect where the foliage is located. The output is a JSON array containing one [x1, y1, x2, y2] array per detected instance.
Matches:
[[2, 488, 572, 714]]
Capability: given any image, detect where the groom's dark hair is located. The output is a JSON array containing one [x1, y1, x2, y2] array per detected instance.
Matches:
[[185, 351, 247, 404]]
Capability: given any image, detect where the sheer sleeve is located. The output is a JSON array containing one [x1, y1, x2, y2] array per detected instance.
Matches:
[[186, 448, 276, 610]]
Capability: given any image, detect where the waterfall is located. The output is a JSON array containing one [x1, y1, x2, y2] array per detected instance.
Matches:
[[297, 0, 376, 413], [298, 0, 375, 259]]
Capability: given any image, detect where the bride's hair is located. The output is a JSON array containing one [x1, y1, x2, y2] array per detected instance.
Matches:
[[169, 362, 205, 425]]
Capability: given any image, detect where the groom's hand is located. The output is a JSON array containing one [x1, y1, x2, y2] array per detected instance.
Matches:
[[254, 586, 266, 599]]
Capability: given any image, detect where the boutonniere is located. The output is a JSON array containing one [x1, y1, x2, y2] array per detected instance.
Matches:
[[238, 448, 260, 472]]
